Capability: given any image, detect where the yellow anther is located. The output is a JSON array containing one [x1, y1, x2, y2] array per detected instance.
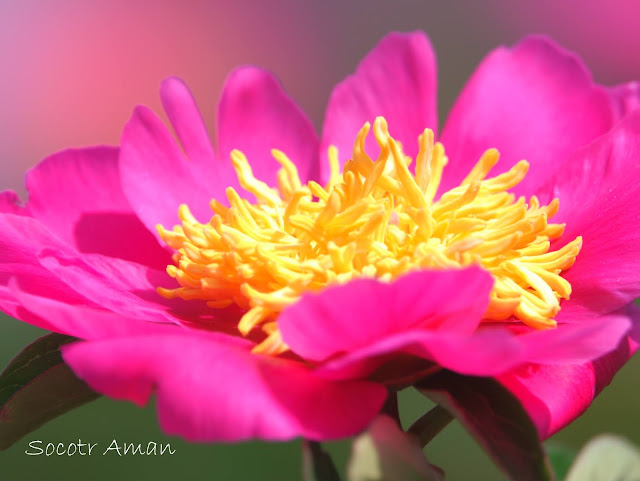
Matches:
[[326, 145, 341, 192], [272, 149, 302, 193], [389, 137, 426, 208], [209, 199, 229, 217], [157, 118, 582, 355], [415, 128, 434, 192], [353, 122, 374, 172], [230, 150, 281, 206], [462, 148, 500, 185], [178, 204, 198, 224], [425, 143, 447, 203], [485, 160, 529, 192], [238, 305, 273, 335], [252, 330, 289, 356], [308, 181, 330, 201]]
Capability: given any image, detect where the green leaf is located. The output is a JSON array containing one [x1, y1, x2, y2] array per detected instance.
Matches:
[[545, 443, 576, 481], [416, 371, 553, 481], [346, 415, 444, 481], [302, 441, 342, 481], [564, 435, 640, 481], [0, 333, 100, 449]]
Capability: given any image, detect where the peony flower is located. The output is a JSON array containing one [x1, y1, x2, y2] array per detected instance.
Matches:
[[1, 31, 639, 442]]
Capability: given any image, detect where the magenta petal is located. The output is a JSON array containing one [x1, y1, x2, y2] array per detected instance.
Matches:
[[500, 303, 640, 439], [0, 191, 28, 216], [217, 67, 320, 186], [2, 277, 90, 333], [279, 267, 493, 362], [0, 270, 88, 329], [0, 210, 206, 329], [0, 213, 178, 327], [0, 214, 82, 297], [440, 36, 614, 196], [40, 249, 220, 324], [610, 81, 640, 118], [520, 310, 632, 364], [37, 250, 178, 324], [500, 363, 595, 440], [62, 333, 387, 441], [25, 147, 168, 269], [0, 213, 98, 325], [321, 31, 438, 180], [160, 77, 217, 165], [11, 279, 175, 339], [537, 111, 640, 313], [119, 105, 224, 236], [316, 328, 523, 381]]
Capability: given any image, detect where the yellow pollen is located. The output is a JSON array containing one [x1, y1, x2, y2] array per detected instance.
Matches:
[[157, 117, 582, 356]]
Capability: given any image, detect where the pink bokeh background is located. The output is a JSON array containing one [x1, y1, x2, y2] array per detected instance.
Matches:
[[0, 0, 330, 196], [2, 0, 639, 197], [485, 0, 640, 83]]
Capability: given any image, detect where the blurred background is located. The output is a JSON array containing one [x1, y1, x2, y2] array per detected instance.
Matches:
[[1, 0, 639, 479]]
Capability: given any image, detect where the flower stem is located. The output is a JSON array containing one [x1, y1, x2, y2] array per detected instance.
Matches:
[[381, 390, 400, 425], [302, 441, 341, 481], [408, 404, 454, 447]]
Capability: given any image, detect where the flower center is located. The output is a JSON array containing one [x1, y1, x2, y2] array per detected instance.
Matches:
[[157, 117, 581, 356]]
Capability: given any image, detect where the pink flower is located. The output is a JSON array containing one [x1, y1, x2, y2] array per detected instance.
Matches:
[[1, 31, 639, 442]]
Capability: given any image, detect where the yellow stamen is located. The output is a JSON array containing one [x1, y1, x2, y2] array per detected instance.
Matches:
[[157, 117, 582, 355]]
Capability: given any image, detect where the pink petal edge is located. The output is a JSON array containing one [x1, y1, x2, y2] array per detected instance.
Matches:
[[217, 66, 320, 187], [25, 146, 167, 268], [440, 35, 614, 197], [320, 31, 438, 181], [536, 110, 640, 314], [62, 333, 387, 442], [500, 303, 640, 439], [279, 267, 493, 363], [0, 191, 29, 216], [119, 104, 223, 238]]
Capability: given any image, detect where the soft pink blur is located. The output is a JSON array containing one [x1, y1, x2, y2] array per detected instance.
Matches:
[[2, 1, 639, 199], [481, 1, 640, 84], [0, 0, 329, 196]]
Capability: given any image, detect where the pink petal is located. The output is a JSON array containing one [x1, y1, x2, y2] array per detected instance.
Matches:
[[217, 67, 320, 186], [0, 213, 97, 324], [0, 214, 80, 293], [0, 212, 181, 327], [62, 333, 387, 441], [536, 110, 640, 314], [0, 191, 29, 216], [499, 303, 640, 439], [316, 328, 524, 382], [320, 31, 438, 180], [610, 81, 640, 118], [25, 147, 168, 269], [37, 249, 233, 330], [282, 265, 630, 383], [37, 250, 181, 324], [440, 36, 614, 196], [160, 77, 217, 166], [500, 363, 595, 440], [519, 309, 632, 364], [279, 267, 493, 362], [119, 105, 224, 238], [0, 270, 86, 327], [10, 278, 176, 339]]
